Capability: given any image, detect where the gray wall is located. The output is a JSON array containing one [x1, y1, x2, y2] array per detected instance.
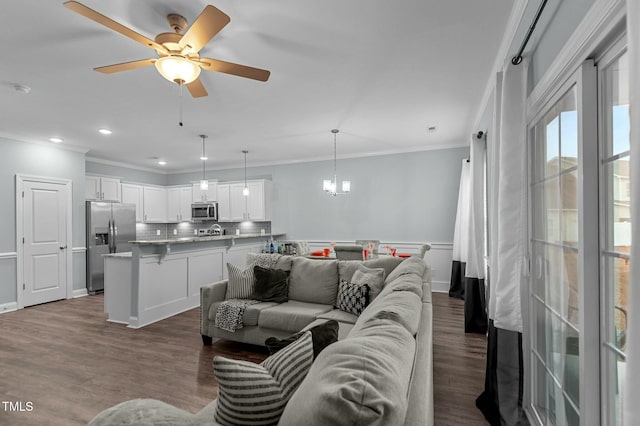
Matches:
[[86, 160, 167, 186], [169, 147, 469, 243], [0, 138, 86, 305]]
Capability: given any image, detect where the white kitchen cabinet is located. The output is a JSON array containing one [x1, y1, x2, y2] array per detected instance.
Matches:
[[246, 180, 271, 221], [230, 183, 247, 221], [217, 184, 231, 221], [86, 176, 121, 202], [192, 181, 218, 203], [142, 186, 167, 222], [167, 186, 192, 222], [121, 183, 144, 222], [217, 180, 272, 222]]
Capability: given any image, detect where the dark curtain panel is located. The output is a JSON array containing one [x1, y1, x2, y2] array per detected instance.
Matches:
[[449, 260, 466, 299], [476, 320, 529, 426], [464, 277, 487, 334]]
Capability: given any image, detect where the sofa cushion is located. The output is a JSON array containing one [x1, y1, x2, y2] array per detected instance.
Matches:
[[288, 257, 339, 305], [214, 332, 313, 426], [246, 252, 293, 271], [259, 301, 332, 333], [384, 256, 426, 285], [265, 319, 339, 359], [208, 301, 278, 327], [252, 265, 290, 303], [335, 280, 370, 316], [316, 309, 358, 325], [351, 266, 385, 302], [338, 256, 404, 283], [225, 262, 255, 299], [351, 286, 423, 336], [279, 319, 416, 426]]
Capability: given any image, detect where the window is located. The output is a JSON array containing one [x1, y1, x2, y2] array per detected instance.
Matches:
[[530, 84, 581, 425], [599, 47, 630, 426]]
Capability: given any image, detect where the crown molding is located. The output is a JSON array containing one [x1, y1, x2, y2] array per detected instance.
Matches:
[[0, 133, 90, 154], [167, 141, 470, 174], [470, 0, 529, 133]]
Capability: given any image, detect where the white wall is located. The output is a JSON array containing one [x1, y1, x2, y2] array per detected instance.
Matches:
[[0, 138, 86, 307]]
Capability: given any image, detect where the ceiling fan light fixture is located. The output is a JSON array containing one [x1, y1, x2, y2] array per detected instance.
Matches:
[[155, 56, 201, 84]]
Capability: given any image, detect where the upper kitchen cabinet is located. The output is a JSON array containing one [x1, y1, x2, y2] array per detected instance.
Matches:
[[142, 186, 167, 223], [246, 180, 271, 221], [217, 180, 272, 222], [192, 181, 218, 203], [121, 183, 144, 222], [167, 186, 192, 222], [86, 176, 121, 202]]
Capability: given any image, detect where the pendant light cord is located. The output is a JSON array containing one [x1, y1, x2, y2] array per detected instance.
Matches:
[[201, 135, 207, 181], [243, 150, 248, 187], [179, 82, 184, 127], [332, 129, 339, 185]]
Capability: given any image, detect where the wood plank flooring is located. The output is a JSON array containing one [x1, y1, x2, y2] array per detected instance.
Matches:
[[0, 292, 487, 425]]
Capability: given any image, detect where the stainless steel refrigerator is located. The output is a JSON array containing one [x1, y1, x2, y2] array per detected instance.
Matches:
[[86, 201, 136, 294]]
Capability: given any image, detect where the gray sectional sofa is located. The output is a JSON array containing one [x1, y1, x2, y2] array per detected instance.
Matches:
[[88, 254, 434, 426]]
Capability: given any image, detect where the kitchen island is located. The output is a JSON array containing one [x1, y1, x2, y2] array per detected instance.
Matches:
[[103, 233, 285, 328]]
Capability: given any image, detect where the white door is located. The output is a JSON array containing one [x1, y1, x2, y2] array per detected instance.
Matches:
[[178, 187, 192, 221], [246, 181, 265, 220], [21, 180, 69, 307], [100, 177, 121, 202], [230, 183, 247, 221], [167, 187, 181, 222], [121, 183, 143, 222], [217, 184, 231, 221]]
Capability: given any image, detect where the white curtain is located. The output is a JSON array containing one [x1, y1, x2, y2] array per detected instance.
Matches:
[[623, 1, 639, 424], [467, 134, 486, 282], [452, 160, 471, 264], [490, 58, 528, 333]]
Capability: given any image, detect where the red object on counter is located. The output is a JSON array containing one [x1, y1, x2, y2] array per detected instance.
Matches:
[[397, 253, 412, 258], [363, 249, 369, 259], [310, 250, 324, 256], [323, 248, 330, 257]]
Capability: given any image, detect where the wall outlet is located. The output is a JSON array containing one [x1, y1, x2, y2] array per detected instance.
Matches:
[[194, 229, 198, 235], [173, 229, 177, 235], [260, 229, 265, 235], [156, 229, 161, 236], [235, 229, 240, 235]]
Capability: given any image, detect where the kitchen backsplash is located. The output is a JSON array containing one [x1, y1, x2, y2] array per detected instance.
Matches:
[[135, 221, 272, 240]]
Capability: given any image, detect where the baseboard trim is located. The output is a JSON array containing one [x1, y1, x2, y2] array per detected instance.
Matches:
[[431, 281, 450, 293], [72, 289, 88, 298], [0, 301, 18, 314]]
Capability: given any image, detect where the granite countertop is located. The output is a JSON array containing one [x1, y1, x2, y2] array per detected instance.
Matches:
[[102, 252, 133, 258], [130, 233, 285, 245]]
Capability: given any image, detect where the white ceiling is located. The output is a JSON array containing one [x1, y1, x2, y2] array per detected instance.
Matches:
[[0, 0, 515, 172]]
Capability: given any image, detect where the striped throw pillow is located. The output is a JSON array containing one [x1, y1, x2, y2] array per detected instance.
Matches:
[[226, 262, 256, 299], [213, 331, 314, 426]]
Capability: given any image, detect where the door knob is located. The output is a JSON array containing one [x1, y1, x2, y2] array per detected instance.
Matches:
[[59, 245, 67, 250]]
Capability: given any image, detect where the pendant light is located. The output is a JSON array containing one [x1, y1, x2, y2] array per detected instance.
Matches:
[[323, 129, 350, 196], [199, 134, 208, 190], [242, 150, 250, 196]]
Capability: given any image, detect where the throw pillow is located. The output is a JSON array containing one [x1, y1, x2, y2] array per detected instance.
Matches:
[[213, 331, 314, 426], [252, 265, 290, 303], [265, 319, 339, 359], [351, 266, 385, 302], [225, 262, 255, 300], [335, 279, 370, 316]]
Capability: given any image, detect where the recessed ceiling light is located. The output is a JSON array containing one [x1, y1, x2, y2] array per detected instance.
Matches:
[[98, 128, 112, 135], [158, 160, 167, 165], [49, 137, 63, 143], [14, 84, 31, 94], [427, 126, 437, 133], [200, 156, 208, 161]]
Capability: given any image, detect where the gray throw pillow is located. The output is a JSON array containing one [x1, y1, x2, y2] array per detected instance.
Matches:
[[225, 262, 255, 299], [351, 266, 385, 302]]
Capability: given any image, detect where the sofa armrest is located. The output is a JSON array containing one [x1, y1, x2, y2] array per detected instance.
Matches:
[[200, 280, 228, 337]]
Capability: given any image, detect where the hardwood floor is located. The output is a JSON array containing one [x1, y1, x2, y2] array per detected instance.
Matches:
[[0, 292, 487, 425], [432, 292, 489, 425]]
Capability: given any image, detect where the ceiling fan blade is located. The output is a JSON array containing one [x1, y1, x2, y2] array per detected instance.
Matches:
[[64, 1, 167, 53], [179, 5, 230, 54], [94, 59, 156, 74], [186, 78, 208, 98], [199, 58, 270, 82]]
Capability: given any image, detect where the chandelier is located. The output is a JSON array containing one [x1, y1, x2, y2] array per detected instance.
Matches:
[[322, 129, 350, 196]]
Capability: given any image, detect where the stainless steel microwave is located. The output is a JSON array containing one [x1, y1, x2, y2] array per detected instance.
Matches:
[[191, 202, 218, 221]]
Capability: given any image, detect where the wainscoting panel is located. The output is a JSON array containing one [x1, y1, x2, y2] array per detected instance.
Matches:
[[305, 240, 453, 293]]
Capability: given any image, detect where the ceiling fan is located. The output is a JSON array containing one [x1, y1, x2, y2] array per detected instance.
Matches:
[[64, 1, 270, 98]]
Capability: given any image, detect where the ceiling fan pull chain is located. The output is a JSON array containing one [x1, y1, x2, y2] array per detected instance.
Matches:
[[179, 81, 184, 127]]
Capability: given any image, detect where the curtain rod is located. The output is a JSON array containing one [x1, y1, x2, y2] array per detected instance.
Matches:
[[511, 0, 548, 65]]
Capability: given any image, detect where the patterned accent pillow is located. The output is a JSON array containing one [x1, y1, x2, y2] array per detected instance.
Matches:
[[213, 331, 314, 426], [225, 262, 255, 299], [335, 279, 370, 316]]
